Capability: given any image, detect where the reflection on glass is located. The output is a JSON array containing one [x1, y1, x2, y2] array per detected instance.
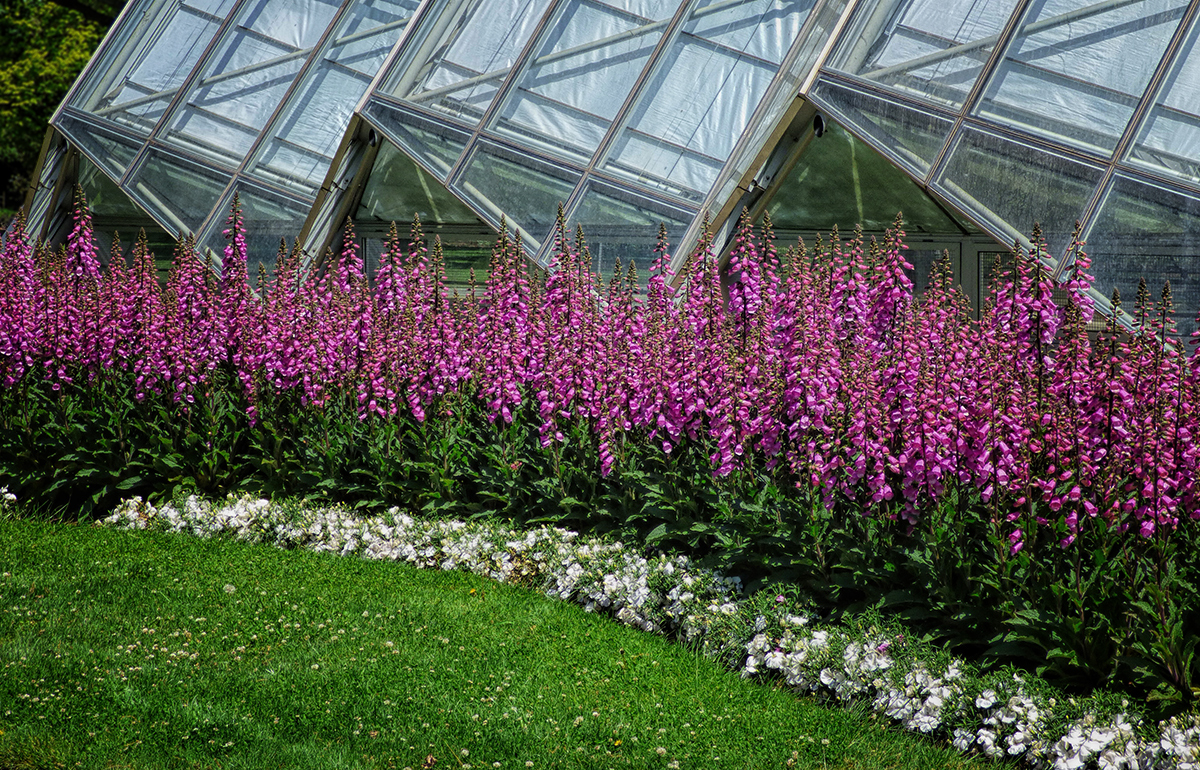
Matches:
[[357, 141, 484, 225], [72, 0, 237, 135], [365, 101, 471, 179], [936, 126, 1102, 262], [1086, 173, 1200, 337], [809, 80, 953, 176], [55, 114, 143, 180], [248, 0, 419, 195], [200, 184, 311, 278], [828, 0, 1021, 110], [765, 122, 966, 233], [385, 0, 555, 126], [492, 0, 677, 164], [129, 147, 228, 237], [601, 0, 813, 203], [567, 182, 692, 279], [162, 0, 342, 168], [454, 141, 580, 251], [976, 0, 1186, 155], [1129, 23, 1200, 186]]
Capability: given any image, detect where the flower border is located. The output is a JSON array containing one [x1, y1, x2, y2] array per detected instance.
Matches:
[[98, 493, 1199, 770]]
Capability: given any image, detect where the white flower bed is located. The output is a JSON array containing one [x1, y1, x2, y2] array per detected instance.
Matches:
[[99, 493, 1199, 769]]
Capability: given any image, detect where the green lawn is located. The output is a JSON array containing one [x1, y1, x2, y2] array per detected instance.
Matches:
[[0, 519, 986, 769]]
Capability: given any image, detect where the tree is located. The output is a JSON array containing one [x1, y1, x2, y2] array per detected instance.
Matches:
[[0, 0, 124, 217]]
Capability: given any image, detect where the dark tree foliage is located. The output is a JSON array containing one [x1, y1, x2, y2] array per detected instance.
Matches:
[[0, 0, 123, 217]]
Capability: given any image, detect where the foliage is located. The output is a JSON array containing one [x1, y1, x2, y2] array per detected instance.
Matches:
[[4, 193, 1200, 712], [0, 0, 112, 213]]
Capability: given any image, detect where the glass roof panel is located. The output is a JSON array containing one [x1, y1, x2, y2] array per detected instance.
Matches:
[[1128, 22, 1200, 188], [599, 0, 813, 204], [364, 100, 471, 179], [490, 0, 678, 165], [827, 0, 1021, 111], [245, 0, 420, 195], [975, 0, 1187, 157], [567, 180, 693, 279], [1086, 173, 1200, 337], [935, 125, 1103, 262], [766, 122, 966, 234], [70, 0, 237, 136], [159, 0, 342, 168], [356, 140, 485, 225], [127, 147, 229, 237], [809, 79, 953, 177], [55, 114, 143, 181], [454, 140, 581, 252], [382, 0, 555, 128]]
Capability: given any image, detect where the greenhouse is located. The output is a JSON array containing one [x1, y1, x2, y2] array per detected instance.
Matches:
[[18, 0, 1200, 327]]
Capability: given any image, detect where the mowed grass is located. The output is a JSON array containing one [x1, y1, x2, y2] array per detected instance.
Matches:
[[0, 519, 985, 770]]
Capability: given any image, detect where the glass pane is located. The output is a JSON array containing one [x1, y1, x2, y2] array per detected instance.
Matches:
[[1129, 23, 1200, 186], [906, 245, 960, 293], [364, 100, 471, 179], [200, 184, 311, 278], [976, 0, 1186, 156], [55, 113, 143, 181], [384, 0, 555, 127], [710, 0, 851, 207], [492, 0, 677, 165], [600, 0, 813, 203], [79, 156, 178, 275], [765, 121, 966, 233], [357, 141, 484, 225], [161, 0, 342, 168], [828, 0, 1022, 110], [79, 157, 147, 219], [810, 79, 953, 176], [454, 141, 581, 251], [71, 0, 237, 135], [977, 248, 1014, 298], [128, 147, 229, 236], [1086, 173, 1200, 337], [24, 140, 71, 233], [567, 182, 693, 279], [936, 125, 1103, 262], [361, 230, 495, 290], [247, 0, 420, 195]]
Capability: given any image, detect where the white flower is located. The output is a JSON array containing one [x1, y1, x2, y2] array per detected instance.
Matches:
[[1007, 723, 1035, 756], [224, 584, 236, 594], [977, 728, 1001, 758], [975, 690, 997, 709]]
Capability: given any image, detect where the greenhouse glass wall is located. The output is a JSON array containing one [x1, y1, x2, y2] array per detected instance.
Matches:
[[20, 0, 1200, 329]]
